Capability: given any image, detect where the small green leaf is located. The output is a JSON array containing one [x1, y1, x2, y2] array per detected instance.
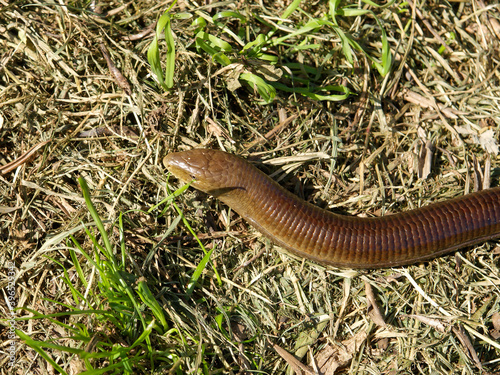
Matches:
[[340, 8, 370, 17], [147, 11, 176, 90], [242, 34, 267, 52], [240, 72, 276, 103], [212, 11, 247, 23], [192, 16, 206, 32], [172, 12, 192, 20], [195, 38, 232, 66], [196, 31, 233, 52], [272, 82, 352, 101]]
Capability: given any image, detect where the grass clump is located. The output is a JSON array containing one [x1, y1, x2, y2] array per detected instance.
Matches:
[[15, 178, 176, 373], [148, 0, 393, 103]]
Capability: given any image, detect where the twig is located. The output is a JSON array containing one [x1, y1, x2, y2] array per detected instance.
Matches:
[[0, 140, 51, 175]]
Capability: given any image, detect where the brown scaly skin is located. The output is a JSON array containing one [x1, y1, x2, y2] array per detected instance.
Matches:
[[164, 149, 500, 269]]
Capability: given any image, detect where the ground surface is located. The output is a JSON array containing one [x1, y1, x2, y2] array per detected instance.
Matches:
[[1, 0, 500, 374]]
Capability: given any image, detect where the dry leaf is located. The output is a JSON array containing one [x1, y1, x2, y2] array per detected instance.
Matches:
[[452, 325, 483, 371], [99, 42, 132, 95], [491, 311, 500, 339], [492, 312, 500, 331], [316, 330, 368, 375], [0, 206, 21, 215], [483, 154, 491, 190], [404, 90, 458, 119], [365, 281, 386, 327], [478, 129, 499, 155], [418, 140, 434, 179], [251, 62, 283, 81], [272, 342, 315, 375]]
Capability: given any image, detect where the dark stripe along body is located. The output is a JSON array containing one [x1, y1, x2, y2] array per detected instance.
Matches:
[[164, 149, 500, 268]]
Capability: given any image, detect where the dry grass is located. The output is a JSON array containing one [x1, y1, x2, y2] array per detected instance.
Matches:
[[1, 0, 500, 374]]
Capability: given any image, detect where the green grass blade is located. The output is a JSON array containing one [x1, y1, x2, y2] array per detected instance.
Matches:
[[78, 361, 136, 375], [271, 19, 331, 46], [339, 8, 370, 17], [14, 307, 116, 320], [148, 177, 192, 214], [16, 330, 70, 374], [213, 11, 246, 23], [186, 246, 215, 297], [280, 0, 303, 20], [137, 280, 168, 330], [69, 247, 88, 289], [147, 12, 174, 90], [165, 183, 223, 290], [44, 255, 86, 306], [119, 212, 126, 268], [147, 30, 164, 88], [129, 319, 155, 350], [163, 13, 176, 88], [78, 177, 114, 260], [333, 27, 354, 64], [272, 82, 351, 101], [212, 11, 247, 46]]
